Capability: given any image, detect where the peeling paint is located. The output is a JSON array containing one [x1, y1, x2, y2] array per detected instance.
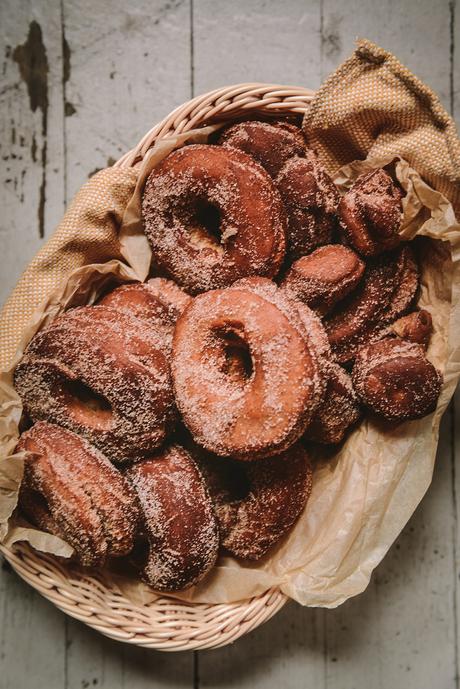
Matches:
[[13, 20, 48, 239]]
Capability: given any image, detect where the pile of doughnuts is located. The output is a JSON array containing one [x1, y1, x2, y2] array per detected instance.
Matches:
[[12, 118, 443, 592]]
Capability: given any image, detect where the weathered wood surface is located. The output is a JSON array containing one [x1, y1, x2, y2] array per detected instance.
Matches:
[[0, 1, 458, 688]]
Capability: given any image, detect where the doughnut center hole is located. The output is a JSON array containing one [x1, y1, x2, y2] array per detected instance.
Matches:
[[189, 200, 223, 250], [215, 328, 253, 382], [62, 380, 114, 430]]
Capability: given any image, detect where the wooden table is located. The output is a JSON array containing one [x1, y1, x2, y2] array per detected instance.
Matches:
[[1, 1, 459, 687]]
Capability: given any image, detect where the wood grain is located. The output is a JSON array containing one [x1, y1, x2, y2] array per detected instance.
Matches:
[[1, 1, 459, 688]]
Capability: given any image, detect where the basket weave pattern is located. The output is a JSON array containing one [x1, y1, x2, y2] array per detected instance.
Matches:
[[1, 84, 315, 651]]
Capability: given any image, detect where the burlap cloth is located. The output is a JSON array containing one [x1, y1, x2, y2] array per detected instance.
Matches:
[[1, 40, 460, 607]]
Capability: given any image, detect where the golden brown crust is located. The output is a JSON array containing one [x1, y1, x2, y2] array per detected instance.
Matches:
[[280, 245, 365, 315], [125, 445, 219, 592], [192, 442, 313, 560], [275, 152, 340, 260], [16, 422, 140, 567], [338, 169, 403, 257], [14, 306, 176, 464], [217, 119, 308, 177], [304, 363, 361, 444], [352, 337, 442, 421], [142, 144, 287, 294], [172, 285, 326, 460]]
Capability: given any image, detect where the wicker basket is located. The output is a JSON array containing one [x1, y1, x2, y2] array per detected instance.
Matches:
[[0, 84, 316, 651]]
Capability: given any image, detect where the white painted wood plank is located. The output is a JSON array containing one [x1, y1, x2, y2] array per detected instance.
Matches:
[[199, 604, 326, 689], [0, 0, 65, 307], [62, 0, 192, 202], [0, 560, 67, 689], [0, 4, 68, 688], [320, 0, 452, 110], [192, 0, 323, 93]]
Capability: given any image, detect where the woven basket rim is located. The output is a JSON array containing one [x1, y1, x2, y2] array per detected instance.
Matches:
[[2, 82, 315, 651]]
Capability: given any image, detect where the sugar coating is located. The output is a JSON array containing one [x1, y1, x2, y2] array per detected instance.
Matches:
[[305, 362, 361, 444], [217, 119, 308, 178], [325, 244, 419, 364], [142, 144, 287, 294], [281, 244, 365, 316], [125, 445, 219, 592], [172, 283, 327, 460], [14, 306, 176, 464], [275, 152, 340, 259], [339, 168, 403, 257], [352, 337, 442, 421], [16, 421, 140, 567], [193, 441, 313, 560]]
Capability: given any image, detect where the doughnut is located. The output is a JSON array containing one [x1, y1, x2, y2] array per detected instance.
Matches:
[[98, 278, 191, 351], [14, 306, 175, 464], [142, 144, 287, 294], [172, 284, 326, 460], [352, 337, 442, 422], [192, 442, 313, 560], [275, 152, 340, 259], [125, 445, 219, 591], [304, 363, 361, 444], [16, 422, 140, 567], [325, 245, 419, 364], [280, 245, 365, 315], [387, 310, 433, 347], [216, 119, 308, 178], [338, 168, 403, 257]]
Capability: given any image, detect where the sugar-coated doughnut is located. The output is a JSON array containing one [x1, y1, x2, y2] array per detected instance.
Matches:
[[16, 422, 140, 567], [14, 306, 175, 464], [142, 144, 287, 294], [352, 337, 442, 421], [275, 152, 340, 259], [338, 169, 403, 257], [325, 245, 419, 364], [280, 245, 365, 315], [304, 363, 361, 444], [217, 119, 308, 177], [172, 285, 326, 460], [98, 278, 191, 351], [193, 442, 313, 560], [125, 445, 219, 591]]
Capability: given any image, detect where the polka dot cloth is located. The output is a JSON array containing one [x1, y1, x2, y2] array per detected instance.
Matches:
[[0, 167, 137, 370], [303, 40, 460, 217]]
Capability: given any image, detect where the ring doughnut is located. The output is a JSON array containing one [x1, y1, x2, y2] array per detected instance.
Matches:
[[338, 168, 403, 257], [280, 245, 365, 315], [216, 119, 308, 177], [172, 284, 326, 460], [16, 422, 140, 567], [275, 152, 340, 260], [125, 445, 219, 591], [192, 442, 313, 560], [142, 144, 287, 294], [14, 306, 175, 464], [352, 337, 442, 421]]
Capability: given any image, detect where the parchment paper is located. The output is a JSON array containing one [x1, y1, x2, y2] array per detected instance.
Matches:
[[0, 132, 459, 607]]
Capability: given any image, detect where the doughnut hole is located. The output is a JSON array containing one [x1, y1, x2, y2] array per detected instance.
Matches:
[[213, 326, 254, 384], [188, 198, 225, 252], [60, 379, 114, 430]]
